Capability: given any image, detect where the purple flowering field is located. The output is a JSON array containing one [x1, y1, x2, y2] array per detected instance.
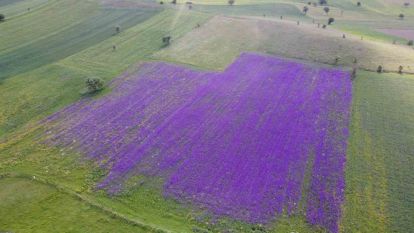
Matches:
[[44, 53, 352, 233]]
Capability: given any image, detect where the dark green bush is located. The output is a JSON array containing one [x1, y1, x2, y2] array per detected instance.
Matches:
[[85, 77, 104, 94]]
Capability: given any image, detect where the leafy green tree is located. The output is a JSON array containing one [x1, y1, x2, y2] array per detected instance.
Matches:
[[85, 77, 104, 94], [324, 6, 330, 14]]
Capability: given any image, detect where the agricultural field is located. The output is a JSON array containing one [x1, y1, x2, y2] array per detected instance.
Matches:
[[0, 0, 413, 233]]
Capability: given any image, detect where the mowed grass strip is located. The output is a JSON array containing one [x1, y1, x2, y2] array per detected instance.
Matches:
[[0, 6, 160, 80], [0, 0, 95, 53], [342, 71, 414, 233], [0, 0, 48, 19]]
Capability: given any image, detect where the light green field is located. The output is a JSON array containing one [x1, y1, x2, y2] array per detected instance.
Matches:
[[0, 177, 152, 233], [1, 0, 414, 232], [343, 71, 414, 233], [155, 15, 414, 73]]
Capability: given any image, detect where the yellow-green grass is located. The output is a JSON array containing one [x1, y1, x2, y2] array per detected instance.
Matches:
[[155, 15, 414, 73], [0, 177, 154, 233], [342, 71, 414, 232]]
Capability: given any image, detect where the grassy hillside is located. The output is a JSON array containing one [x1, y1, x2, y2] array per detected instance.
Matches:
[[0, 9, 209, 137], [0, 1, 160, 79], [0, 177, 152, 233], [1, 0, 413, 232], [155, 15, 414, 72]]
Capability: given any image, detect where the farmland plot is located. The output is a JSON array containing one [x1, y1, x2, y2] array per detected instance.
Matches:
[[44, 53, 352, 232]]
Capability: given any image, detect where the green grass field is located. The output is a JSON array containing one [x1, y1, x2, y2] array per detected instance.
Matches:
[[1, 0, 413, 232]]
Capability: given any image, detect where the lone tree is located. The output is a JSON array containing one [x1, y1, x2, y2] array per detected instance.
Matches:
[[351, 68, 357, 80], [162, 36, 171, 46], [85, 77, 104, 94], [328, 17, 335, 24], [377, 65, 383, 73], [324, 6, 330, 15], [319, 0, 327, 5], [0, 14, 5, 22], [303, 6, 309, 14], [357, 2, 361, 6], [399, 13, 404, 19], [228, 0, 235, 6], [115, 26, 120, 34]]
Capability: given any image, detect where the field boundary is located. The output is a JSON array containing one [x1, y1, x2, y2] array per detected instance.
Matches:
[[0, 172, 170, 233]]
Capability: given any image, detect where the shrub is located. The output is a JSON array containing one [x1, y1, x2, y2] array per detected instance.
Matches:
[[162, 36, 171, 46], [377, 65, 383, 73], [408, 40, 413, 46], [324, 6, 330, 14], [398, 65, 403, 74], [303, 6, 309, 14], [171, 0, 177, 4], [0, 14, 5, 22], [328, 17, 335, 25], [85, 77, 104, 93], [228, 0, 235, 6], [399, 13, 404, 19], [357, 2, 361, 6]]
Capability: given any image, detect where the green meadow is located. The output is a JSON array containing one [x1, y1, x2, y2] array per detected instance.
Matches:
[[1, 0, 413, 232]]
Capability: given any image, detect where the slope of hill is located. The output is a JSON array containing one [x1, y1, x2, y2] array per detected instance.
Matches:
[[0, 0, 413, 232]]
